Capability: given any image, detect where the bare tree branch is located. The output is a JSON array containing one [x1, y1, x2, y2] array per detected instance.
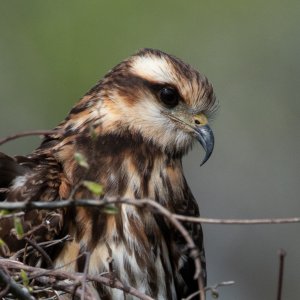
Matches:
[[1, 199, 299, 225], [174, 215, 300, 225], [276, 249, 286, 300], [0, 211, 24, 220], [23, 237, 53, 269], [81, 251, 90, 300], [11, 235, 72, 261], [0, 267, 35, 300], [34, 276, 86, 299], [0, 273, 10, 298], [183, 281, 235, 300], [0, 130, 55, 146]]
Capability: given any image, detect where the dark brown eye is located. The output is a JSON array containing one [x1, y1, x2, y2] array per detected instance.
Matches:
[[159, 87, 179, 108]]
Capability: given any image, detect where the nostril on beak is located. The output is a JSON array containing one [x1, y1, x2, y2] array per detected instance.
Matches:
[[193, 113, 208, 126]]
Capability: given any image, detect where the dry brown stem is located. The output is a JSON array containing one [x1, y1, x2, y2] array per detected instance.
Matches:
[[0, 130, 55, 146]]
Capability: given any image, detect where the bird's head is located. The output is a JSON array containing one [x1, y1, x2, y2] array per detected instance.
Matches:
[[65, 49, 217, 165]]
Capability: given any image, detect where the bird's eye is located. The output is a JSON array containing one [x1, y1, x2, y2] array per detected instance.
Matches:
[[159, 87, 179, 108]]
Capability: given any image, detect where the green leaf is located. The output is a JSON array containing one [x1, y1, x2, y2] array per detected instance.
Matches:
[[20, 269, 29, 287], [20, 270, 33, 292], [0, 210, 10, 216], [89, 125, 98, 141], [103, 205, 118, 215], [74, 152, 89, 169], [14, 217, 24, 239], [211, 289, 219, 298], [82, 180, 103, 196], [0, 238, 6, 247]]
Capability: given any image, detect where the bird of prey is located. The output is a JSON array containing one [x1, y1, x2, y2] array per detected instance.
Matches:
[[0, 48, 216, 299]]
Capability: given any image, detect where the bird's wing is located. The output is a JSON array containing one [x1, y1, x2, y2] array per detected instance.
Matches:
[[0, 152, 66, 264], [172, 179, 206, 297]]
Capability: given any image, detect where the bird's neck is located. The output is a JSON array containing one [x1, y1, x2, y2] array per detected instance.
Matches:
[[57, 131, 187, 206]]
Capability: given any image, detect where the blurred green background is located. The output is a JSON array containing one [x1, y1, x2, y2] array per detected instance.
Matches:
[[0, 1, 299, 299]]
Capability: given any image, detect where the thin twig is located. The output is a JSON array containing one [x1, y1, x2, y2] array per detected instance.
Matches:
[[276, 249, 286, 300], [0, 211, 25, 220], [71, 281, 81, 300], [21, 223, 46, 238], [81, 251, 91, 300], [0, 267, 35, 300], [183, 281, 235, 300], [35, 276, 85, 300], [0, 267, 11, 298], [26, 252, 86, 285], [0, 130, 55, 146], [26, 251, 96, 300], [0, 282, 10, 298], [23, 237, 53, 269], [11, 235, 72, 261], [0, 199, 299, 225], [87, 273, 154, 300], [174, 215, 300, 225]]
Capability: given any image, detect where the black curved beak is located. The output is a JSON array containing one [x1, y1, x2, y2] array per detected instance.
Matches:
[[195, 125, 215, 166]]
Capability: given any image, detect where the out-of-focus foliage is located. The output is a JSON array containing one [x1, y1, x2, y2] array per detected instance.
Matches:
[[0, 1, 299, 299]]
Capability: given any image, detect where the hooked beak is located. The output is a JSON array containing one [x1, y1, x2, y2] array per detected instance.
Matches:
[[192, 113, 214, 166], [167, 111, 214, 165], [195, 124, 214, 166]]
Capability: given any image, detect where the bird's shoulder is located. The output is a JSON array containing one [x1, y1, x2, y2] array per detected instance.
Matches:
[[0, 151, 67, 259]]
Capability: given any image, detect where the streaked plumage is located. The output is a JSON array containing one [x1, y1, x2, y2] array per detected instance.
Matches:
[[0, 49, 216, 299]]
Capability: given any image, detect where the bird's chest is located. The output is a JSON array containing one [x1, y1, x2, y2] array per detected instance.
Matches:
[[93, 208, 176, 299], [55, 205, 177, 299], [57, 151, 185, 298]]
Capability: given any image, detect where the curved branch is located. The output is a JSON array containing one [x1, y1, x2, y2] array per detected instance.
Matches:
[[0, 267, 34, 300], [0, 130, 55, 146], [0, 199, 299, 225]]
